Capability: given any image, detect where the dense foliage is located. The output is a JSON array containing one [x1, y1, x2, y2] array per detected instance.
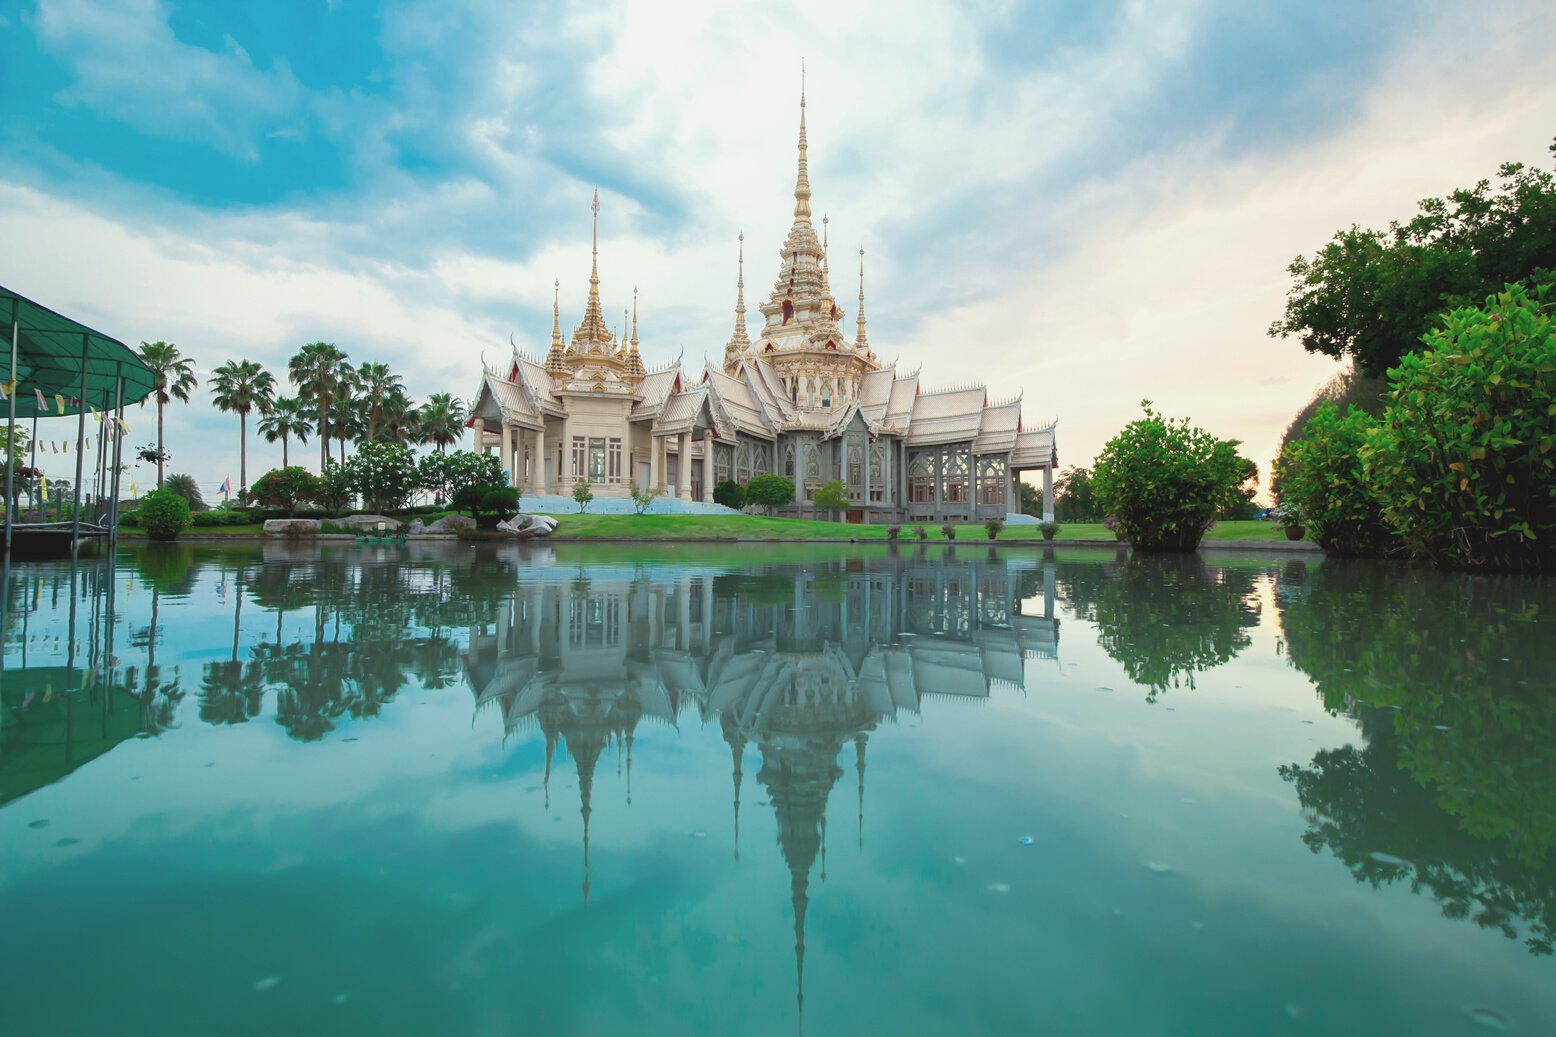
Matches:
[[163, 473, 206, 511], [811, 479, 848, 513], [1092, 402, 1250, 551], [1274, 402, 1394, 557], [1270, 142, 1556, 376], [139, 488, 192, 540], [713, 479, 744, 509], [316, 460, 353, 516], [247, 466, 321, 516], [420, 450, 504, 505], [345, 442, 419, 513], [1053, 466, 1097, 521], [1361, 284, 1556, 572], [744, 474, 794, 513]]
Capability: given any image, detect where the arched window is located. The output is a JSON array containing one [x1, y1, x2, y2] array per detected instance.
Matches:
[[782, 300, 794, 324], [909, 453, 934, 504], [825, 340, 836, 350], [765, 342, 776, 352], [821, 385, 832, 408]]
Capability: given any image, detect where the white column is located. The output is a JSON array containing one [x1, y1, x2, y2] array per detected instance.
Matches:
[[1008, 465, 1018, 516], [678, 431, 692, 500], [498, 422, 514, 486], [1042, 465, 1054, 522], [534, 427, 547, 494], [472, 418, 487, 455], [863, 440, 871, 520], [648, 435, 660, 494], [559, 419, 571, 492], [702, 432, 714, 503]]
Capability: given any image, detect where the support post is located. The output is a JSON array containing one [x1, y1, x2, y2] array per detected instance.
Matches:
[[3, 297, 17, 560], [701, 431, 714, 504], [648, 434, 659, 494], [499, 421, 514, 487], [534, 427, 547, 494], [70, 333, 89, 553], [1042, 465, 1054, 523], [108, 367, 125, 543], [678, 431, 692, 500]]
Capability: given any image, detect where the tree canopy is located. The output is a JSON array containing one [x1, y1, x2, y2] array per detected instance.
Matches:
[[1269, 140, 1556, 376]]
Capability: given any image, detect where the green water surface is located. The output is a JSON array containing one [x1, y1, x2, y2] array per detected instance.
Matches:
[[1, 542, 1552, 1035]]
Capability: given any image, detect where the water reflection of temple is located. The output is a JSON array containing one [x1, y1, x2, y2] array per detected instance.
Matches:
[[462, 553, 1058, 1008]]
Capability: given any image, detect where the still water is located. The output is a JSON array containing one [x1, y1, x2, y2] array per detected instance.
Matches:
[[1, 542, 1552, 1036]]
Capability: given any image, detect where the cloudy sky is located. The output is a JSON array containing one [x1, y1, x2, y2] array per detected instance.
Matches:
[[3, 0, 1553, 498]]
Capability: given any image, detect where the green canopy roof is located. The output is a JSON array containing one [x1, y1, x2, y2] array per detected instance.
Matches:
[[2, 284, 157, 419]]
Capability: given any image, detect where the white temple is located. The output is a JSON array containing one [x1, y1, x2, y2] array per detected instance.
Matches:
[[469, 91, 1057, 523]]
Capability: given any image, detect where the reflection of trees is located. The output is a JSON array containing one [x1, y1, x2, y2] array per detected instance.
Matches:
[[1065, 553, 1261, 700], [1278, 561, 1556, 956]]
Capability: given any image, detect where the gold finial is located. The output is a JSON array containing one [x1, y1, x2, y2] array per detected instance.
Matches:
[[822, 214, 829, 268], [550, 279, 563, 349], [631, 286, 640, 351], [793, 69, 811, 223], [856, 247, 869, 351], [724, 232, 751, 369], [574, 188, 611, 351]]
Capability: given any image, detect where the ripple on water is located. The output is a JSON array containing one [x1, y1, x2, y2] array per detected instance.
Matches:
[[1467, 1006, 1510, 1031]]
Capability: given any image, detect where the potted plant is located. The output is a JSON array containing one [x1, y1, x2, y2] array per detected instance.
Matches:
[[886, 524, 901, 540], [1038, 520, 1059, 541], [1272, 502, 1306, 541], [984, 518, 1004, 540], [941, 523, 957, 541], [912, 525, 928, 541]]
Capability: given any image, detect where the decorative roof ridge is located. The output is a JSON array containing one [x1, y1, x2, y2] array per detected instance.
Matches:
[[916, 383, 986, 397], [986, 393, 1024, 408]]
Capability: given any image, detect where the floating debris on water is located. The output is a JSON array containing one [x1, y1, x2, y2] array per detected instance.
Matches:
[[1145, 861, 1174, 874], [986, 883, 1011, 893], [1095, 687, 1113, 693], [333, 993, 350, 1006], [692, 830, 708, 839], [953, 856, 967, 865], [27, 819, 49, 829], [1190, 921, 1205, 931], [253, 976, 281, 993], [54, 837, 80, 848], [1284, 1003, 1307, 1020], [1018, 836, 1035, 846], [1466, 1006, 1509, 1031]]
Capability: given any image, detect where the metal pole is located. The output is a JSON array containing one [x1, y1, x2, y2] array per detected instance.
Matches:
[[71, 333, 89, 553], [108, 367, 125, 545], [4, 296, 18, 560], [30, 412, 38, 518]]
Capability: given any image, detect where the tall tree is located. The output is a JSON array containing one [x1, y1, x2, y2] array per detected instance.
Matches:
[[416, 392, 468, 453], [287, 342, 351, 470], [137, 340, 199, 488], [257, 395, 313, 469], [355, 362, 403, 443], [209, 359, 276, 493], [1270, 141, 1556, 376]]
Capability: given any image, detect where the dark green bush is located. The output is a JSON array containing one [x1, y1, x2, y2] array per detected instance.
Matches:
[[1362, 283, 1556, 572], [247, 466, 320, 517], [480, 486, 520, 516], [139, 488, 192, 541], [1274, 401, 1395, 557], [744, 473, 795, 514], [1093, 402, 1250, 551], [713, 479, 744, 509]]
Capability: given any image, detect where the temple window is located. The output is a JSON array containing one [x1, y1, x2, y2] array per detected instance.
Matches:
[[910, 453, 934, 504], [977, 456, 1005, 506], [782, 300, 794, 324], [825, 340, 836, 350], [944, 452, 970, 504], [821, 385, 831, 408]]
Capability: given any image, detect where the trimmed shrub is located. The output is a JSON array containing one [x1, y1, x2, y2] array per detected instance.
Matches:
[[1093, 402, 1249, 551], [984, 518, 1005, 540], [630, 484, 661, 515], [1274, 402, 1394, 557], [139, 488, 192, 541], [1038, 520, 1059, 540], [1361, 283, 1556, 572], [745, 474, 795, 514], [480, 486, 520, 517], [246, 466, 320, 517], [713, 479, 744, 510]]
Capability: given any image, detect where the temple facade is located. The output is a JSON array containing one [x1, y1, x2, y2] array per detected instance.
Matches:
[[469, 93, 1057, 523]]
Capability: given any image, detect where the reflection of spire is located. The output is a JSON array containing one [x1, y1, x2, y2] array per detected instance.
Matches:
[[723, 714, 746, 862], [573, 730, 606, 906], [626, 732, 634, 807], [855, 733, 868, 849], [543, 726, 557, 811]]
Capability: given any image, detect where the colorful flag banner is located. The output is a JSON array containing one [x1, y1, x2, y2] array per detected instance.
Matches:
[[219, 477, 231, 495], [118, 418, 131, 435], [40, 477, 48, 502], [35, 388, 47, 408], [0, 380, 8, 401], [55, 393, 65, 414], [129, 477, 138, 498]]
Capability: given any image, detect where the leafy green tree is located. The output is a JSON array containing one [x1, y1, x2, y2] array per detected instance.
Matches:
[[420, 450, 504, 505], [137, 340, 198, 488], [257, 395, 312, 469], [1092, 402, 1247, 551], [630, 484, 661, 515], [745, 474, 794, 514], [287, 342, 351, 470], [317, 459, 353, 516], [1274, 402, 1394, 556], [416, 392, 468, 452], [345, 442, 419, 513], [247, 466, 320, 516], [713, 479, 744, 509], [209, 359, 276, 492], [572, 479, 594, 513], [139, 488, 192, 540], [1361, 283, 1556, 572], [1270, 143, 1556, 376], [812, 478, 848, 517], [163, 472, 206, 511], [1053, 466, 1096, 521]]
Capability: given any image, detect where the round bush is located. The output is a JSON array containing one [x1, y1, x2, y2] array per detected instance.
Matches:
[[1274, 401, 1395, 557], [139, 488, 192, 541]]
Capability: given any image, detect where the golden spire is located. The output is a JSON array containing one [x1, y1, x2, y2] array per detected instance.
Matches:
[[723, 233, 752, 372], [624, 286, 646, 379], [550, 280, 563, 349], [855, 247, 869, 351], [572, 188, 614, 352], [631, 287, 640, 351], [793, 71, 811, 223]]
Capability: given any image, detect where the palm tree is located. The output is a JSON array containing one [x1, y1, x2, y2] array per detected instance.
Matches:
[[258, 395, 313, 468], [356, 362, 403, 443], [417, 392, 468, 453], [137, 341, 199, 488], [287, 342, 351, 470], [375, 388, 418, 446], [209, 359, 276, 493]]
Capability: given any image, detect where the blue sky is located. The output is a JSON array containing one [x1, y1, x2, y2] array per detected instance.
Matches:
[[3, 0, 1554, 496]]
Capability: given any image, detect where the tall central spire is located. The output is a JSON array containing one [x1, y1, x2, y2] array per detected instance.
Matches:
[[793, 74, 811, 223], [572, 188, 614, 352], [855, 247, 870, 352]]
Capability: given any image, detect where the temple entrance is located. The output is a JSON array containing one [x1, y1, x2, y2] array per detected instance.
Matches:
[[846, 509, 864, 524]]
